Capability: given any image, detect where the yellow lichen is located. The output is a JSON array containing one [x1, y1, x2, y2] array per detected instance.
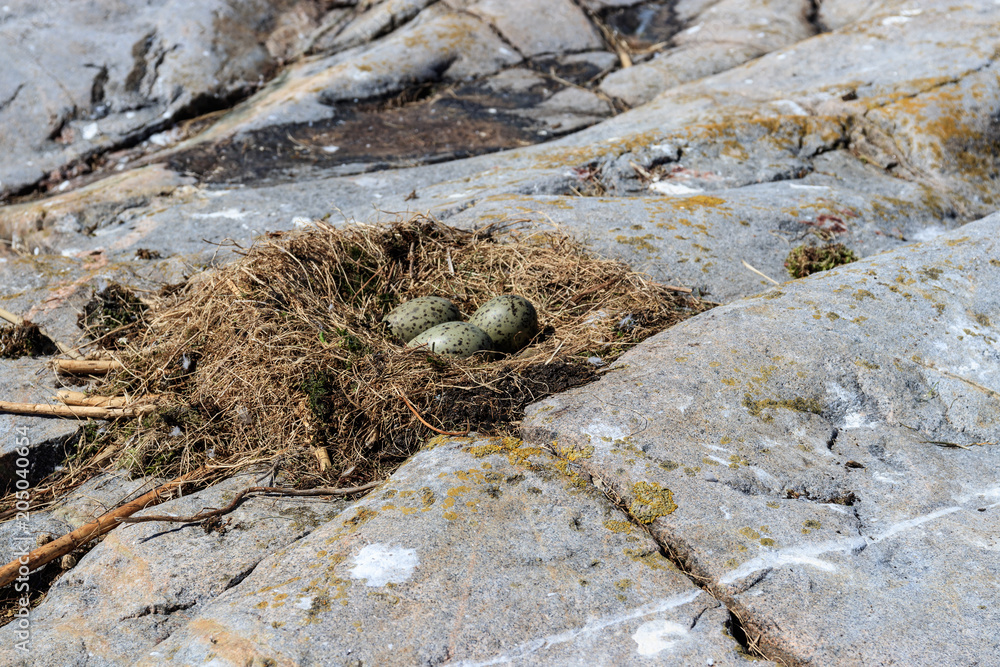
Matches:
[[603, 520, 634, 534], [629, 481, 677, 524]]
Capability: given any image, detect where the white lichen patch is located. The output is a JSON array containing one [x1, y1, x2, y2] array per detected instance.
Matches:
[[842, 412, 875, 429], [632, 619, 690, 656], [191, 208, 248, 220], [349, 543, 419, 587], [294, 596, 313, 610], [453, 591, 701, 666], [871, 506, 961, 543], [720, 537, 866, 584], [649, 182, 702, 195]]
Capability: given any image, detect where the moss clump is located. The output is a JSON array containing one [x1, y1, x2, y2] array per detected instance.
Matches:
[[630, 481, 677, 524], [743, 394, 824, 423], [784, 243, 858, 278], [78, 283, 148, 347], [0, 322, 56, 359]]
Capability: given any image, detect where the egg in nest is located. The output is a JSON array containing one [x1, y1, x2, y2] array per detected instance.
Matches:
[[469, 295, 538, 354], [383, 296, 461, 342], [408, 321, 494, 358]]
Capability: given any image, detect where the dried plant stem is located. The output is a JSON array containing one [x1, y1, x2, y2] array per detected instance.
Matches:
[[54, 359, 122, 375], [55, 390, 160, 408], [741, 260, 780, 285], [117, 481, 383, 525], [0, 307, 22, 326], [0, 400, 155, 419], [313, 446, 333, 471], [0, 467, 209, 589], [399, 393, 470, 436]]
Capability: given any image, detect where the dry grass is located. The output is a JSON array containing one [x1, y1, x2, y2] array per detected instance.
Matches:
[[13, 216, 712, 494]]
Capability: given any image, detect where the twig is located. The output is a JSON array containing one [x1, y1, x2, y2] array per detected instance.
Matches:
[[567, 277, 621, 304], [0, 307, 22, 326], [545, 340, 564, 365], [398, 392, 470, 436], [0, 400, 155, 419], [355, 264, 386, 296], [662, 284, 693, 294], [54, 359, 122, 375], [630, 161, 653, 180], [741, 260, 780, 285], [922, 440, 970, 449], [117, 481, 384, 524], [55, 390, 160, 408], [0, 467, 209, 589]]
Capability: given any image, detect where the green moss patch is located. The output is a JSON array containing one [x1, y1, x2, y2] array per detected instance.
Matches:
[[78, 283, 149, 348], [784, 243, 858, 279]]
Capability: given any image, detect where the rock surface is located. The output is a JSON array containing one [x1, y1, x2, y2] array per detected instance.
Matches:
[[130, 438, 749, 666], [0, 473, 345, 667], [523, 214, 1000, 664], [1, 0, 999, 665]]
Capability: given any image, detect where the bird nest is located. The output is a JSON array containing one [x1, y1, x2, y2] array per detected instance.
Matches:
[[79, 216, 711, 488]]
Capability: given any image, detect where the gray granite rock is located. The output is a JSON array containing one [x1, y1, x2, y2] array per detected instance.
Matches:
[[467, 0, 603, 57], [132, 437, 754, 666], [522, 214, 1000, 665], [0, 0, 301, 198], [1, 1, 999, 664], [0, 472, 347, 667], [0, 471, 157, 569], [0, 357, 81, 490], [11, 0, 992, 309], [600, 0, 817, 107]]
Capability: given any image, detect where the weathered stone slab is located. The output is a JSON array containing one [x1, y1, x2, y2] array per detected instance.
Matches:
[[0, 472, 346, 667], [468, 0, 602, 57], [4, 0, 995, 315], [0, 0, 300, 198], [0, 471, 157, 570], [601, 0, 816, 106], [522, 214, 1000, 664], [445, 157, 951, 302], [132, 438, 755, 666], [0, 357, 82, 490]]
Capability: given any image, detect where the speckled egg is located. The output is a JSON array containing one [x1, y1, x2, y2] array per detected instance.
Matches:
[[469, 295, 538, 354], [383, 296, 461, 342], [407, 321, 494, 358]]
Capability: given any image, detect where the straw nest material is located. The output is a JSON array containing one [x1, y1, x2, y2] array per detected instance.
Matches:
[[84, 216, 711, 488]]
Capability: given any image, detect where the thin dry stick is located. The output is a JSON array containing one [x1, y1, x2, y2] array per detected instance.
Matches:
[[398, 393, 470, 436], [56, 390, 161, 408], [0, 467, 209, 589], [741, 259, 780, 285], [567, 277, 622, 304], [0, 307, 22, 326], [54, 359, 122, 375], [117, 481, 384, 525], [0, 400, 155, 419]]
